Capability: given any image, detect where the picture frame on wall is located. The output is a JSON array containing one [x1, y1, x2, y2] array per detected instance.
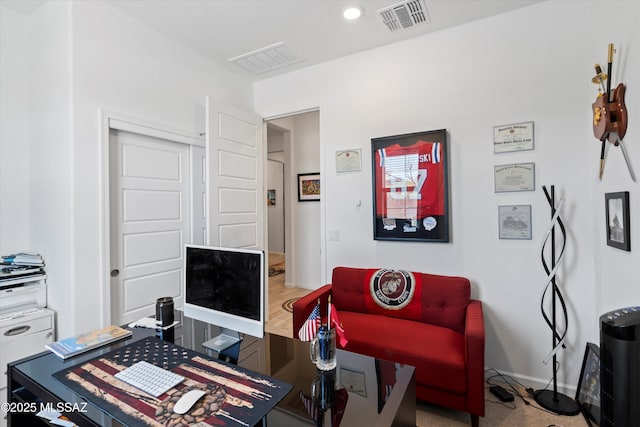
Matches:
[[605, 191, 630, 251], [371, 129, 449, 242], [336, 148, 362, 172], [493, 121, 534, 153], [267, 189, 276, 206], [498, 205, 532, 240], [297, 173, 320, 202], [494, 162, 535, 193], [575, 342, 601, 426]]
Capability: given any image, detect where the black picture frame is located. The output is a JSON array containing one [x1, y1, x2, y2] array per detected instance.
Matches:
[[371, 129, 449, 242], [297, 173, 320, 202], [605, 191, 630, 251], [575, 342, 601, 426]]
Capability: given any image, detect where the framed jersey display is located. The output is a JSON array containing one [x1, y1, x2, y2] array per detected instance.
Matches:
[[371, 129, 450, 242]]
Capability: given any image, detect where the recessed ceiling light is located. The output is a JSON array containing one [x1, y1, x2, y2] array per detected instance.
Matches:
[[343, 5, 364, 20]]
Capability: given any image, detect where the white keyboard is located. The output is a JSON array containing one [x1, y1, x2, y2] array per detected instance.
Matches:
[[114, 361, 184, 397]]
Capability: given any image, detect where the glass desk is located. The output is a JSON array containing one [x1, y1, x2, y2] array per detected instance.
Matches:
[[7, 314, 415, 427]]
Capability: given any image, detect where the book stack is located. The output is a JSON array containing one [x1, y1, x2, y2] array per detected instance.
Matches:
[[46, 325, 133, 359], [1, 253, 45, 283], [2, 252, 44, 266]]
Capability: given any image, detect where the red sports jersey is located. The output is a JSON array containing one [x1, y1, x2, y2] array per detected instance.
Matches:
[[375, 140, 445, 219]]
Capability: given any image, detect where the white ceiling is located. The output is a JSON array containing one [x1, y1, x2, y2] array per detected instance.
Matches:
[[4, 0, 544, 81]]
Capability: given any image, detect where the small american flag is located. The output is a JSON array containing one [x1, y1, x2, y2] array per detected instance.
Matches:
[[298, 303, 321, 341], [299, 391, 318, 419]]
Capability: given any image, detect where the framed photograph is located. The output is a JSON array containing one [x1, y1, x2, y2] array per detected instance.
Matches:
[[493, 121, 534, 153], [340, 367, 367, 398], [575, 342, 601, 426], [298, 173, 320, 202], [371, 129, 449, 242], [498, 205, 532, 239], [267, 189, 276, 206], [605, 192, 630, 251], [336, 148, 362, 172], [494, 162, 535, 192]]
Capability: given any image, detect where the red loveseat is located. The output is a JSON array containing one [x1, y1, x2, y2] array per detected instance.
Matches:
[[292, 267, 485, 427]]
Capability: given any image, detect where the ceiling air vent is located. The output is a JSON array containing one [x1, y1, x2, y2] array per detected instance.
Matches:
[[377, 0, 430, 32], [229, 42, 303, 75]]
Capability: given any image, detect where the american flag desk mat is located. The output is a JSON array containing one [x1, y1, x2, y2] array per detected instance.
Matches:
[[53, 337, 292, 427]]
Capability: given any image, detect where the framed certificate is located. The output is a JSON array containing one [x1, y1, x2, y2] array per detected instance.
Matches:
[[494, 162, 535, 192], [498, 205, 532, 239], [340, 367, 367, 397], [493, 121, 534, 153], [336, 148, 362, 172]]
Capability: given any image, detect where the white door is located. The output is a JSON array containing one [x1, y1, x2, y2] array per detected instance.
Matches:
[[109, 129, 190, 325], [206, 98, 267, 321], [206, 98, 264, 250]]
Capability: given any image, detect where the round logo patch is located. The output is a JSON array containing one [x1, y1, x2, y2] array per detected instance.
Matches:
[[369, 269, 415, 310]]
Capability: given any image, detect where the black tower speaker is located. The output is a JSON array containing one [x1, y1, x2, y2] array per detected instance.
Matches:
[[600, 306, 640, 427]]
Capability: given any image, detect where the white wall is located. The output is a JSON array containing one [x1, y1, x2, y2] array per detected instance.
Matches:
[[254, 0, 640, 390], [1, 0, 254, 338], [0, 6, 29, 254], [28, 0, 74, 336]]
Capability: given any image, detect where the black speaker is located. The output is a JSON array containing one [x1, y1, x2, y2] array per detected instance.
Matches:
[[155, 296, 174, 327], [600, 306, 640, 427]]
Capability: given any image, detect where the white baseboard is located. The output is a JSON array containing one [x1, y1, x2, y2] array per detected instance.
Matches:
[[485, 367, 577, 398]]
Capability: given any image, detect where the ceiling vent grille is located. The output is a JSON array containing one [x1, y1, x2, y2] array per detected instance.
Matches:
[[377, 0, 430, 32], [229, 42, 303, 75]]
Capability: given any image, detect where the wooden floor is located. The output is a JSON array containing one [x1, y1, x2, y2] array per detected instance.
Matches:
[[264, 253, 310, 338]]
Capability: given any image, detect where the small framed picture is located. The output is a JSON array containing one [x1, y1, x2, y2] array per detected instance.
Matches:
[[498, 205, 532, 240], [605, 191, 630, 251], [267, 189, 276, 206], [575, 342, 601, 426], [298, 173, 320, 202]]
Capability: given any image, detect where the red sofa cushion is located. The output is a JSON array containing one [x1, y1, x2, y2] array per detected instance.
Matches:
[[332, 267, 470, 334], [339, 311, 467, 394]]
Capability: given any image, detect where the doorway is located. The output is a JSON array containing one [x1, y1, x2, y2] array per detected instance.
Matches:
[[265, 110, 321, 292]]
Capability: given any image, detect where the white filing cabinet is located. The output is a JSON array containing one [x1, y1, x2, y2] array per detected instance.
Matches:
[[0, 308, 54, 427]]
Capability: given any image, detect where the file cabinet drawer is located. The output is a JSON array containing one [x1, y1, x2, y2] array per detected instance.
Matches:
[[1, 312, 52, 338]]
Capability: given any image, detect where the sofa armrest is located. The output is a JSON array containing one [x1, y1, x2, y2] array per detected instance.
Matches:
[[292, 284, 332, 338], [465, 300, 485, 416]]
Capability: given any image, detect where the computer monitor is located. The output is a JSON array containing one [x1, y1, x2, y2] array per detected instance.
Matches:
[[183, 245, 265, 350]]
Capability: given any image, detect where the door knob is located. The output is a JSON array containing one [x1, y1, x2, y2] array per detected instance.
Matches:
[[111, 269, 120, 277]]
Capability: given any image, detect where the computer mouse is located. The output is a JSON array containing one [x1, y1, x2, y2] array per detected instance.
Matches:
[[173, 389, 207, 414]]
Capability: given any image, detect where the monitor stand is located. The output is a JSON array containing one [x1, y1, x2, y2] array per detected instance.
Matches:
[[202, 328, 242, 353]]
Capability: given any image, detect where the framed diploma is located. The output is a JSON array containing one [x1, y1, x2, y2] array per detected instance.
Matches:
[[336, 148, 362, 172], [493, 121, 534, 153], [494, 162, 535, 192], [498, 205, 532, 239], [340, 367, 367, 397], [371, 129, 450, 242]]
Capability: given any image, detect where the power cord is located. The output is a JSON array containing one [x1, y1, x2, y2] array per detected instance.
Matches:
[[485, 368, 531, 406]]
